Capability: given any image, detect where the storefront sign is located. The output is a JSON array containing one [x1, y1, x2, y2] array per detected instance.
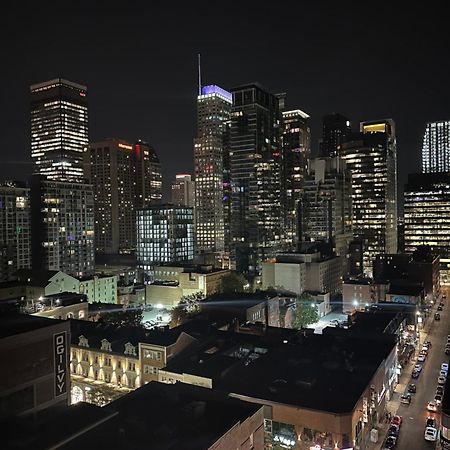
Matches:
[[54, 331, 67, 397], [363, 397, 368, 423]]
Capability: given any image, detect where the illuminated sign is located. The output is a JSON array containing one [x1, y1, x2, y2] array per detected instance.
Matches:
[[54, 331, 67, 397], [118, 143, 133, 150]]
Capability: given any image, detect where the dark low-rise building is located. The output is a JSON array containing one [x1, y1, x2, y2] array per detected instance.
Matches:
[[0, 314, 71, 419], [2, 381, 264, 450], [158, 328, 397, 450]]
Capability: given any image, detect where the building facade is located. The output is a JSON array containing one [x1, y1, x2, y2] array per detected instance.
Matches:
[[301, 157, 352, 257], [194, 85, 232, 256], [404, 172, 450, 285], [171, 174, 195, 207], [70, 320, 197, 405], [341, 120, 398, 276], [281, 109, 311, 249], [262, 251, 342, 296], [230, 84, 283, 275], [145, 264, 230, 307], [136, 205, 194, 271], [319, 113, 352, 158], [422, 120, 450, 173], [0, 314, 71, 419], [0, 182, 31, 282], [30, 175, 95, 277], [85, 139, 163, 255], [30, 78, 88, 183]]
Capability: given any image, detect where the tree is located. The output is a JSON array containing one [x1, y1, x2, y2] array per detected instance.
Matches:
[[291, 293, 319, 329], [170, 305, 189, 327], [220, 272, 248, 294], [98, 305, 144, 328]]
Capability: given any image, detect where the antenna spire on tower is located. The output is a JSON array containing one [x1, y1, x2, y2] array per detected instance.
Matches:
[[198, 53, 202, 96]]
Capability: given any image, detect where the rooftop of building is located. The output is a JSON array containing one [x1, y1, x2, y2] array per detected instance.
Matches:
[[153, 263, 229, 274], [15, 269, 59, 287], [4, 382, 262, 450], [103, 381, 262, 450], [163, 328, 396, 414], [70, 315, 223, 350], [0, 313, 66, 339], [70, 318, 192, 350], [2, 402, 117, 450], [343, 277, 372, 285], [349, 311, 405, 335], [387, 281, 424, 296]]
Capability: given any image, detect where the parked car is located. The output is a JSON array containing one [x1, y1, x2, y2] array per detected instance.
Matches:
[[391, 415, 402, 427], [382, 436, 397, 450], [427, 401, 438, 412], [442, 362, 449, 372], [436, 386, 444, 396], [418, 353, 427, 362], [388, 424, 399, 437], [435, 313, 441, 320], [408, 383, 417, 393], [438, 375, 447, 385], [412, 369, 420, 379], [426, 417, 437, 428], [424, 426, 438, 442], [400, 394, 411, 405], [414, 364, 423, 372], [438, 305, 443, 311], [435, 393, 443, 405]]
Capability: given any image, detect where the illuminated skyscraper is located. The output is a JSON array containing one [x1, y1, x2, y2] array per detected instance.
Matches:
[[136, 205, 194, 270], [230, 84, 282, 275], [341, 120, 397, 276], [0, 182, 31, 281], [404, 172, 450, 284], [30, 175, 94, 277], [30, 78, 88, 183], [281, 109, 311, 249], [422, 120, 450, 173], [85, 139, 162, 255], [171, 174, 195, 207], [319, 113, 352, 158], [194, 85, 232, 255], [301, 157, 352, 258]]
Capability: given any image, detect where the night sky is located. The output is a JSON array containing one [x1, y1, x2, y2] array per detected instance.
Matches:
[[2, 3, 449, 209]]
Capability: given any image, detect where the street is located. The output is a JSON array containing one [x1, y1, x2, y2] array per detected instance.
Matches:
[[389, 288, 450, 450]]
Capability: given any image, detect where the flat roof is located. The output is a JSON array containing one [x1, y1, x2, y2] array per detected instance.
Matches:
[[163, 330, 396, 414], [104, 381, 262, 450], [0, 313, 66, 339]]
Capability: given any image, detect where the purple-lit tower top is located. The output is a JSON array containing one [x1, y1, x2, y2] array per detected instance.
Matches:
[[200, 85, 232, 103]]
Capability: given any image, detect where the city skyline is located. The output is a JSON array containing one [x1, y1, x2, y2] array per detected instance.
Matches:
[[2, 4, 449, 204]]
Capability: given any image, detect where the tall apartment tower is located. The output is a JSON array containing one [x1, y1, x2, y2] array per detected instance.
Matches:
[[404, 172, 450, 284], [136, 204, 194, 271], [171, 174, 195, 207], [422, 120, 450, 173], [319, 113, 352, 158], [30, 175, 95, 277], [230, 84, 282, 275], [341, 120, 397, 277], [30, 79, 88, 183], [281, 109, 311, 249], [301, 157, 352, 257], [85, 139, 163, 255], [134, 140, 163, 207], [194, 85, 232, 256], [0, 182, 31, 281]]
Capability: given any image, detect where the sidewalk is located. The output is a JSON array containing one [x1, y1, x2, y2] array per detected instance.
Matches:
[[366, 303, 437, 450]]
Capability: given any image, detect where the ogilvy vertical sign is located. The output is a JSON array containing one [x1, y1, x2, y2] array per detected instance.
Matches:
[[54, 331, 67, 397]]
